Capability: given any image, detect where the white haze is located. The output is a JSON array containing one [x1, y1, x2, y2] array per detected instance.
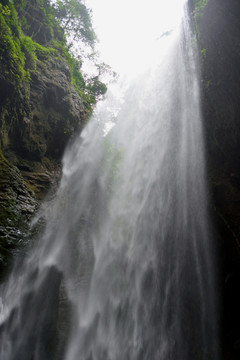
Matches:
[[84, 0, 186, 77]]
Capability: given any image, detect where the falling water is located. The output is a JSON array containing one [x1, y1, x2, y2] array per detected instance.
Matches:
[[0, 4, 219, 360]]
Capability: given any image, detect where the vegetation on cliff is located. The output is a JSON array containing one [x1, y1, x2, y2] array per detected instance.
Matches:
[[0, 0, 107, 272], [0, 0, 107, 109], [191, 0, 208, 37]]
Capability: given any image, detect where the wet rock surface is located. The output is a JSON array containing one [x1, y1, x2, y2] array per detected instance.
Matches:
[[0, 150, 37, 274], [12, 57, 86, 162], [0, 40, 87, 275], [0, 265, 63, 360], [192, 0, 240, 357]]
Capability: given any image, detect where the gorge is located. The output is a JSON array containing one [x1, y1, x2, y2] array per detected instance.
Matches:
[[0, 0, 240, 359]]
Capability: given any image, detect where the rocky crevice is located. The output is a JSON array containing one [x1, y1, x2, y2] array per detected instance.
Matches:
[[0, 150, 37, 274]]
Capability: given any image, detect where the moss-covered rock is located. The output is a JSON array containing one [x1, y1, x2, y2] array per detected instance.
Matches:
[[9, 55, 87, 160], [0, 0, 101, 273]]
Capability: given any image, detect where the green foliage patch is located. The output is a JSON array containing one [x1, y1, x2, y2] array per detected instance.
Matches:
[[192, 0, 208, 38], [53, 39, 107, 115], [0, 3, 28, 85], [193, 0, 208, 18], [0, 0, 108, 113], [52, 0, 96, 47], [22, 36, 57, 69]]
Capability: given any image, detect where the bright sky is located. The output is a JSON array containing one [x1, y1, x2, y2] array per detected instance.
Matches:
[[84, 0, 186, 76]]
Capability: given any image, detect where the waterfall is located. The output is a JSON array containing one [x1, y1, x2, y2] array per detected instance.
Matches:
[[0, 4, 219, 360]]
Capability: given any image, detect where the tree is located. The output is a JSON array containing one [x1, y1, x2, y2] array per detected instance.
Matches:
[[51, 0, 96, 48]]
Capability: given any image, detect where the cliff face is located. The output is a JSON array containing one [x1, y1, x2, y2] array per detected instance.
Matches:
[[5, 54, 87, 190], [191, 0, 240, 358], [0, 150, 36, 274], [0, 1, 91, 272], [1, 53, 87, 194]]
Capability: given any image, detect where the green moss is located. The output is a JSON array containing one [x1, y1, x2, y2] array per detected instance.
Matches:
[[54, 40, 84, 87], [0, 2, 56, 83], [193, 0, 208, 18], [53, 40, 95, 116], [21, 36, 38, 69], [36, 0, 66, 42], [0, 0, 106, 121], [0, 3, 29, 85], [21, 36, 57, 70], [192, 0, 208, 38], [34, 41, 56, 59], [201, 48, 207, 57]]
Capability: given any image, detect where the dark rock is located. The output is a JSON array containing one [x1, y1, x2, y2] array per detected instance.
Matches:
[[16, 0, 63, 45], [0, 4, 88, 272], [0, 150, 38, 274], [0, 265, 64, 360], [190, 0, 240, 357], [7, 56, 87, 163]]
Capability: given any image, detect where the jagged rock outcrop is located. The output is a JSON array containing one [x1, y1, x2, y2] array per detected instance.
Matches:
[[0, 150, 37, 274], [4, 53, 88, 197]]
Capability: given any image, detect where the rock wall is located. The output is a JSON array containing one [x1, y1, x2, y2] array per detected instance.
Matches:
[[190, 0, 240, 358], [0, 1, 89, 272], [0, 150, 37, 275], [4, 53, 87, 197]]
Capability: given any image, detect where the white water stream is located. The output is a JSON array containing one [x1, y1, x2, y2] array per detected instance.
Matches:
[[0, 2, 219, 360]]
